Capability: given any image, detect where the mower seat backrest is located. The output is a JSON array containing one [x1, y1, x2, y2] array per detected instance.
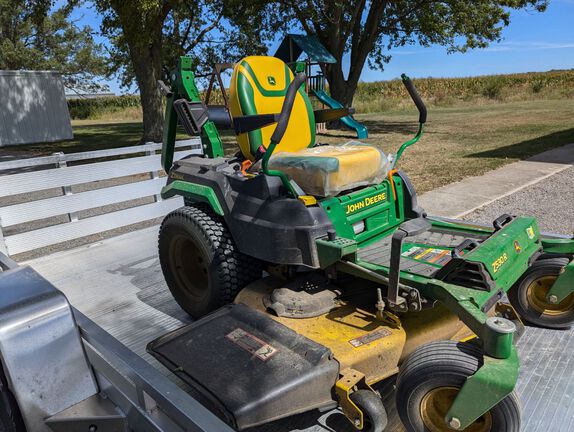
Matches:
[[229, 56, 316, 161]]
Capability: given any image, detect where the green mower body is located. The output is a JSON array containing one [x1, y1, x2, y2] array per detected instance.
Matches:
[[151, 56, 574, 432]]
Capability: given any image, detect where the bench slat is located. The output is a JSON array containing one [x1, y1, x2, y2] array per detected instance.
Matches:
[[0, 139, 200, 172], [0, 150, 197, 198], [0, 178, 167, 227], [5, 198, 183, 255]]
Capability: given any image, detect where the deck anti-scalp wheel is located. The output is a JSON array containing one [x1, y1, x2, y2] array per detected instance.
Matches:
[[396, 341, 521, 432], [158, 204, 263, 319], [509, 257, 574, 329], [349, 390, 387, 432]]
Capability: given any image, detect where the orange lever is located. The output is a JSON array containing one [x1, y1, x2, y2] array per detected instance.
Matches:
[[388, 169, 398, 201], [241, 159, 253, 176]]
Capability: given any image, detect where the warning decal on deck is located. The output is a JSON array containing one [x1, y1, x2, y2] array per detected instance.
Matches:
[[402, 246, 453, 266], [226, 328, 278, 361], [349, 328, 392, 347]]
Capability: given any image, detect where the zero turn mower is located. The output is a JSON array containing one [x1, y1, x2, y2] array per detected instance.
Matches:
[[150, 55, 574, 432]]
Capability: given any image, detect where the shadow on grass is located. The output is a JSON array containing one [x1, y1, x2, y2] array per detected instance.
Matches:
[[0, 122, 145, 158], [316, 119, 417, 140], [467, 127, 574, 162], [359, 119, 418, 135]]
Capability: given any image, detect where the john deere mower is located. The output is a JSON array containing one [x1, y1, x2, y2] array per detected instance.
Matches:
[[149, 55, 574, 432]]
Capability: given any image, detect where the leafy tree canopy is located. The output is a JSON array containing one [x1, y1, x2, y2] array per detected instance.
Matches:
[[94, 0, 271, 141], [98, 0, 270, 89], [260, 0, 549, 105], [0, 0, 108, 92]]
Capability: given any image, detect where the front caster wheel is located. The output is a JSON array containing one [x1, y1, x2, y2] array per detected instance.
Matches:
[[509, 257, 574, 329], [396, 341, 521, 432], [349, 390, 387, 432]]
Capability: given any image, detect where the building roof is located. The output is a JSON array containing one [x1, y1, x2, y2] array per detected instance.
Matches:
[[274, 34, 337, 64]]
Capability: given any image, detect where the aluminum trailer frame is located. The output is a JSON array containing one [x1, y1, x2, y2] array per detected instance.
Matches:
[[0, 255, 233, 432]]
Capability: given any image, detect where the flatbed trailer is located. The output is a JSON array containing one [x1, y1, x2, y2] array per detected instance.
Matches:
[[2, 223, 569, 432], [1, 146, 573, 432]]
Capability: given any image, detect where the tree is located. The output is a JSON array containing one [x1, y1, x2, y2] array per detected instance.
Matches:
[[0, 0, 108, 92], [96, 0, 269, 143], [265, 0, 548, 106]]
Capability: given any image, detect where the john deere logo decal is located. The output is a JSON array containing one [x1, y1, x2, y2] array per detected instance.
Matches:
[[267, 76, 276, 85], [526, 226, 535, 239], [345, 192, 387, 215], [514, 240, 521, 254]]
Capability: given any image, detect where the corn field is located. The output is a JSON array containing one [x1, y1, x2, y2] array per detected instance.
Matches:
[[69, 69, 574, 120], [353, 69, 574, 113]]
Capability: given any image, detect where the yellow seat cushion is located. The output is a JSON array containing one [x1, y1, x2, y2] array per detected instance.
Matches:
[[269, 144, 388, 197]]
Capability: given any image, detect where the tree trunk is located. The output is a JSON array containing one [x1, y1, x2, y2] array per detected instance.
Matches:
[[316, 0, 383, 108], [130, 38, 164, 143], [110, 1, 169, 144], [318, 27, 369, 107], [324, 64, 359, 107]]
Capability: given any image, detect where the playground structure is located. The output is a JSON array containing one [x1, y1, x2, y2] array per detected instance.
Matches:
[[274, 33, 368, 139]]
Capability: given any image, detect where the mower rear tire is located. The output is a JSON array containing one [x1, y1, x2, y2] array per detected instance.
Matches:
[[159, 204, 263, 319], [396, 340, 521, 432], [349, 390, 387, 432], [509, 257, 574, 329]]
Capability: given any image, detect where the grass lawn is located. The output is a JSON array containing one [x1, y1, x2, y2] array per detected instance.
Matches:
[[325, 99, 574, 193], [1, 99, 572, 193]]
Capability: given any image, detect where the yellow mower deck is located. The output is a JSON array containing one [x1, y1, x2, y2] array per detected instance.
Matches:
[[236, 277, 474, 386]]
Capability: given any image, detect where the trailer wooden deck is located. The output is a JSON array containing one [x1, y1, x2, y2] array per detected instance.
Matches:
[[25, 226, 574, 432]]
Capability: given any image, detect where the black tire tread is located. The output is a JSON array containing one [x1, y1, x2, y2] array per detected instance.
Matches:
[[159, 203, 263, 317], [349, 389, 387, 432], [396, 341, 521, 432]]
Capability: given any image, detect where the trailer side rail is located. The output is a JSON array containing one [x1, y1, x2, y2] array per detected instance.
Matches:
[[75, 309, 234, 432]]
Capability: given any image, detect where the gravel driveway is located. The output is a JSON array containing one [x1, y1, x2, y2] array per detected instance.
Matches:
[[463, 166, 574, 235]]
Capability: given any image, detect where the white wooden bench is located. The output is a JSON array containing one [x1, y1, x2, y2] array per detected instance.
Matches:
[[0, 139, 201, 257]]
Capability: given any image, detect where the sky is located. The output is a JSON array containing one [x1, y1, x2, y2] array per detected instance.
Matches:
[[67, 0, 574, 94]]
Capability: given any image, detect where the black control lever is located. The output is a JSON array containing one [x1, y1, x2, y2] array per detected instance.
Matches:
[[388, 218, 432, 311], [401, 74, 427, 124], [451, 239, 480, 258], [493, 214, 515, 232], [269, 73, 307, 146]]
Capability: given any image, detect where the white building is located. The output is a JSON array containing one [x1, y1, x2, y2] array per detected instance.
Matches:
[[0, 71, 73, 146]]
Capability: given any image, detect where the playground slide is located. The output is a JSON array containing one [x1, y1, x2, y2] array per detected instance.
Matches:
[[312, 89, 368, 139]]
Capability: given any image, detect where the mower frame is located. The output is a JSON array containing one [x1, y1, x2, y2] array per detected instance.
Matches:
[[157, 56, 574, 430]]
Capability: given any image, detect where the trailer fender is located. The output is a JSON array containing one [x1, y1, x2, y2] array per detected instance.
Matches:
[[0, 266, 97, 432]]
